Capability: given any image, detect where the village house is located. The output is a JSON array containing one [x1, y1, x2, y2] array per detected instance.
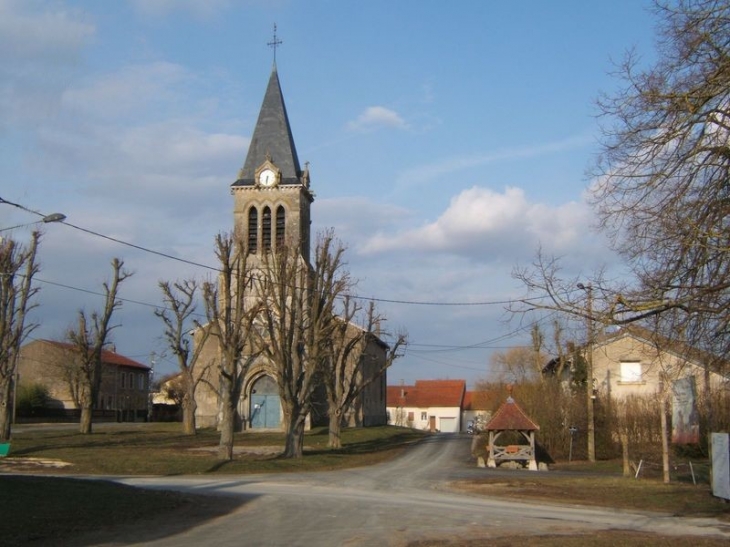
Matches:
[[543, 326, 729, 400], [16, 339, 151, 421], [590, 327, 729, 401], [386, 380, 466, 433]]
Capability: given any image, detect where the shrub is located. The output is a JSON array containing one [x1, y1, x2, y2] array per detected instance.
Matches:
[[16, 383, 50, 416]]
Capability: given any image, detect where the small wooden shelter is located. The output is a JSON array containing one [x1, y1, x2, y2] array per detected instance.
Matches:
[[484, 388, 540, 470]]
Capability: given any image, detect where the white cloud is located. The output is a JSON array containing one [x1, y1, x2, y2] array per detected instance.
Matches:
[[0, 0, 95, 64], [360, 185, 590, 260], [0, 0, 95, 128], [347, 106, 408, 132]]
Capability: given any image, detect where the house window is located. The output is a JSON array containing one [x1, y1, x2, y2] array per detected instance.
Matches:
[[620, 361, 643, 383], [138, 373, 144, 390], [120, 372, 126, 389], [248, 207, 258, 253], [407, 411, 414, 422], [421, 412, 427, 421]]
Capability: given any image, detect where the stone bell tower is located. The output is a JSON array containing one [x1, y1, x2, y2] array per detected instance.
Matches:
[[230, 63, 313, 263]]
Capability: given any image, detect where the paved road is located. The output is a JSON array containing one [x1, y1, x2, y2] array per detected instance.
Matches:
[[112, 434, 730, 546]]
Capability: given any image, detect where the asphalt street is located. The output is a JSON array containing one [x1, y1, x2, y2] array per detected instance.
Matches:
[[110, 434, 730, 546]]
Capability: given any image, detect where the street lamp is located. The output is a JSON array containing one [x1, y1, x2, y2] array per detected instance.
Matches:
[[577, 282, 596, 462], [0, 211, 66, 234]]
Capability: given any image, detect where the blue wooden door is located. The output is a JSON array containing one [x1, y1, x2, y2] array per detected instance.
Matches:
[[250, 375, 280, 429]]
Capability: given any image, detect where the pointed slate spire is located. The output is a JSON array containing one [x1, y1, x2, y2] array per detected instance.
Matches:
[[233, 66, 301, 186]]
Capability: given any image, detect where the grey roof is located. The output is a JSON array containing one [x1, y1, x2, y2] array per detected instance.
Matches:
[[233, 65, 301, 186]]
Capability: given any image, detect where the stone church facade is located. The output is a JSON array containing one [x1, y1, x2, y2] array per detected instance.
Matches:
[[193, 63, 388, 430]]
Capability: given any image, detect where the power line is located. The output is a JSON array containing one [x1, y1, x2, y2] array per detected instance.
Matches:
[[61, 221, 220, 272], [2, 197, 559, 308], [3, 196, 564, 354]]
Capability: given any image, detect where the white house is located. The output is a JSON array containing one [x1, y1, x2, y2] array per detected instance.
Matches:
[[386, 380, 465, 433]]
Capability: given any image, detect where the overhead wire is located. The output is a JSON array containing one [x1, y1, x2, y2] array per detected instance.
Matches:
[[2, 196, 560, 352]]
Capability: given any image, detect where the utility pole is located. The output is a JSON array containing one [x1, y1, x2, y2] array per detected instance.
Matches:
[[578, 283, 596, 462]]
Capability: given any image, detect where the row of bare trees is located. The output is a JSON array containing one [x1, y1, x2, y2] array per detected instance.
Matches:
[[1, 224, 404, 457], [0, 230, 131, 440], [156, 230, 406, 460]]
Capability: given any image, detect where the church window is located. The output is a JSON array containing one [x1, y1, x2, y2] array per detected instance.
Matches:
[[248, 207, 258, 253], [276, 206, 286, 248], [262, 206, 272, 251]]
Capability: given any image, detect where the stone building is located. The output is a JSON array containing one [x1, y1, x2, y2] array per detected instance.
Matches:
[[193, 62, 388, 430], [16, 339, 150, 421]]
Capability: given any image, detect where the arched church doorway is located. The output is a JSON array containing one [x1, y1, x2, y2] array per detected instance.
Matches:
[[250, 375, 280, 429]]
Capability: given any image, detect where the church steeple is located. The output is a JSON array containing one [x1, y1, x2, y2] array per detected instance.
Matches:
[[231, 59, 313, 264], [233, 66, 302, 187]]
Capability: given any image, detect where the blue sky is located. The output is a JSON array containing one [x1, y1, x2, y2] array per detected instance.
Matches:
[[1, 0, 657, 387]]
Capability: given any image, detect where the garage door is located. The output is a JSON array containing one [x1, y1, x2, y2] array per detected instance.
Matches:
[[439, 417, 457, 433]]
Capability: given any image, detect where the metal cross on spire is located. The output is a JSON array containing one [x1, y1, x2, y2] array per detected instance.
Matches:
[[268, 24, 282, 64]]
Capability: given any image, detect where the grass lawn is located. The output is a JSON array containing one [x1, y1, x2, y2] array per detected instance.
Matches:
[[3, 422, 425, 475]]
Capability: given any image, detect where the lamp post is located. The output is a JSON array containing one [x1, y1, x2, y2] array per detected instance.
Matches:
[[577, 282, 596, 462]]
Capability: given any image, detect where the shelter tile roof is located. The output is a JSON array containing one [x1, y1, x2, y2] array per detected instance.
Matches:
[[386, 379, 465, 408], [485, 397, 539, 431]]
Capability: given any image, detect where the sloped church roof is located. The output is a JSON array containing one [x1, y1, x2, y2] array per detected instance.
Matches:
[[233, 65, 302, 186]]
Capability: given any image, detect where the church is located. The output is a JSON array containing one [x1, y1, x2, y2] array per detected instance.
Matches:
[[192, 60, 389, 431]]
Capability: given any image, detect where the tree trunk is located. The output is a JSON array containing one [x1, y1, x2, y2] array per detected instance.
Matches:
[[79, 404, 93, 434], [0, 379, 12, 442], [660, 392, 670, 484], [182, 392, 197, 435], [218, 390, 235, 460], [283, 414, 306, 458], [328, 410, 343, 449], [621, 429, 630, 477]]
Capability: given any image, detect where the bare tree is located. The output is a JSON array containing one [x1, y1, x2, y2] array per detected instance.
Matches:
[[514, 1, 730, 346], [591, 1, 730, 358], [155, 279, 213, 435], [490, 346, 547, 383], [322, 298, 407, 449], [530, 323, 545, 382], [0, 232, 40, 441], [256, 232, 348, 458], [203, 233, 262, 460], [67, 258, 131, 434]]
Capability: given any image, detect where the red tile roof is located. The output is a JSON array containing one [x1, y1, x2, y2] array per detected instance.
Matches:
[[387, 379, 465, 408], [485, 397, 539, 431], [38, 339, 150, 370]]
